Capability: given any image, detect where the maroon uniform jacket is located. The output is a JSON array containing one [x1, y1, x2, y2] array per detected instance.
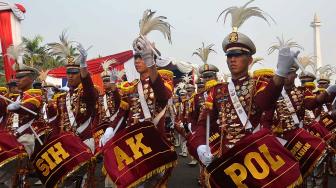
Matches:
[[110, 72, 173, 140], [47, 75, 98, 140], [188, 75, 282, 159]]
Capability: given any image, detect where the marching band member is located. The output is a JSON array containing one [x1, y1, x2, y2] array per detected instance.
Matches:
[[47, 33, 98, 152], [187, 1, 303, 187]]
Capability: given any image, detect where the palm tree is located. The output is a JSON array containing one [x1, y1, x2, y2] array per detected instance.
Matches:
[[268, 35, 303, 55], [192, 43, 216, 64], [22, 35, 47, 68], [217, 0, 275, 32]]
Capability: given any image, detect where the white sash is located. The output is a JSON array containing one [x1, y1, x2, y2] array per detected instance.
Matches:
[[103, 94, 111, 117], [281, 89, 301, 125], [16, 119, 34, 134], [66, 93, 77, 127], [137, 81, 152, 120], [12, 96, 20, 128], [109, 110, 119, 122], [322, 104, 329, 113], [76, 117, 91, 134], [228, 81, 253, 130], [0, 116, 3, 124]]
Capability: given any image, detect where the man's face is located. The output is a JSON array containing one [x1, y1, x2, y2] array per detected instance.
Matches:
[[9, 86, 19, 94], [226, 54, 251, 76], [17, 75, 33, 90], [318, 83, 329, 89], [202, 74, 217, 83], [103, 81, 112, 90], [285, 72, 297, 86], [134, 57, 148, 74], [67, 72, 81, 87]]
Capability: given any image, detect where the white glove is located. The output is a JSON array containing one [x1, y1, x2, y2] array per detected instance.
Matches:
[[99, 127, 115, 147], [275, 47, 300, 77], [7, 101, 21, 111], [179, 122, 184, 128], [110, 73, 118, 84], [197, 145, 213, 166], [133, 37, 155, 67], [187, 123, 192, 132], [327, 85, 336, 95], [76, 43, 88, 68]]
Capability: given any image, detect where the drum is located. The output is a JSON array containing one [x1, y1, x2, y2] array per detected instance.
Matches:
[[282, 128, 327, 178], [0, 130, 28, 183], [305, 121, 334, 143], [319, 113, 336, 133], [31, 132, 93, 187], [206, 129, 302, 188], [103, 121, 177, 188]]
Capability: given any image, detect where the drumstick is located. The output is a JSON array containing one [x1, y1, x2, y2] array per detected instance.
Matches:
[[0, 95, 43, 145], [0, 95, 37, 116], [206, 113, 210, 153]]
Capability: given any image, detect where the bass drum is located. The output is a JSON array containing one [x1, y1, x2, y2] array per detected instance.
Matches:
[[31, 131, 93, 187], [0, 130, 28, 183], [282, 128, 327, 178], [206, 129, 302, 188]]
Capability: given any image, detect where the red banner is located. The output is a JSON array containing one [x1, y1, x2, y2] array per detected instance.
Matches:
[[103, 121, 177, 188], [31, 132, 93, 188], [0, 10, 15, 81], [206, 129, 302, 188], [283, 128, 327, 178]]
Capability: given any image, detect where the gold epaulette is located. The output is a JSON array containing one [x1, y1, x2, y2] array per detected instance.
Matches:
[[26, 89, 42, 95], [8, 93, 19, 98], [158, 69, 174, 80], [253, 69, 275, 78], [120, 100, 129, 110], [205, 80, 218, 90], [304, 82, 316, 90], [159, 69, 174, 92], [0, 87, 8, 93], [53, 92, 67, 100], [120, 80, 139, 95]]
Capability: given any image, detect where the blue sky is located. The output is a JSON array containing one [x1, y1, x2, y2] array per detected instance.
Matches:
[[6, 0, 336, 74]]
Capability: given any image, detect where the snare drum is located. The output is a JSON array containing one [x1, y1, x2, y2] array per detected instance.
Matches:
[[31, 132, 93, 187]]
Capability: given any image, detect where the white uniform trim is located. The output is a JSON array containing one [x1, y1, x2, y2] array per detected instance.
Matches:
[[228, 81, 253, 130]]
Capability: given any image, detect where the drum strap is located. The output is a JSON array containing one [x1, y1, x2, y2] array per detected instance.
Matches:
[[281, 89, 301, 126], [103, 94, 111, 117], [76, 117, 91, 134], [12, 96, 20, 128], [322, 104, 329, 113], [137, 81, 152, 120], [228, 81, 252, 130], [16, 119, 34, 134], [66, 93, 77, 127], [0, 116, 3, 123], [316, 104, 330, 121], [110, 109, 119, 122], [153, 107, 167, 126]]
